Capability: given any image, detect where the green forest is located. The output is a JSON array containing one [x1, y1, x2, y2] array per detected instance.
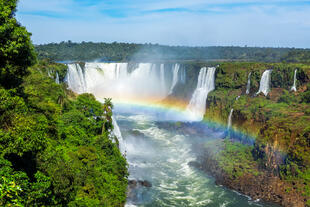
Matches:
[[0, 1, 128, 206], [35, 41, 310, 63]]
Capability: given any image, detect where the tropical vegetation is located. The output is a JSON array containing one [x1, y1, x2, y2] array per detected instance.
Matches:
[[0, 1, 128, 206]]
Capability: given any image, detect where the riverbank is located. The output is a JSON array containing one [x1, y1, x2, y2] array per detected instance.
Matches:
[[193, 138, 305, 207], [198, 62, 310, 206]]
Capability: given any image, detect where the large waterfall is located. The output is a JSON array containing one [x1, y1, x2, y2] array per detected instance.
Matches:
[[290, 69, 297, 92], [256, 70, 272, 96], [64, 62, 277, 207], [65, 62, 182, 103], [66, 63, 87, 93], [186, 67, 216, 121], [246, 72, 251, 94]]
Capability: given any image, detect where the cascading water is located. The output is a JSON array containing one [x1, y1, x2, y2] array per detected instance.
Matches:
[[66, 63, 87, 93], [65, 62, 171, 103], [246, 72, 251, 94], [290, 69, 297, 92], [227, 109, 234, 129], [186, 67, 216, 121], [256, 70, 272, 96], [47, 69, 52, 77], [55, 72, 60, 84], [65, 62, 278, 207], [160, 64, 166, 94], [112, 116, 125, 154], [180, 66, 186, 84], [168, 63, 180, 94]]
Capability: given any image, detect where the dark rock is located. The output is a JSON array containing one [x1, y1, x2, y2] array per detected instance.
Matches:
[[129, 129, 146, 137], [139, 180, 152, 188], [128, 179, 152, 188]]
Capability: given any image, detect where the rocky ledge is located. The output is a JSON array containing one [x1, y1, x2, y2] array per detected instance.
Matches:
[[191, 141, 306, 207]]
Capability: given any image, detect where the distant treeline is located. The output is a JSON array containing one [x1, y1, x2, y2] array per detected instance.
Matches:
[[35, 41, 310, 63]]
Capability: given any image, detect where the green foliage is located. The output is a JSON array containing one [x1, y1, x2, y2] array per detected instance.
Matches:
[[0, 176, 23, 207], [0, 89, 48, 156], [278, 90, 296, 104], [203, 61, 310, 203], [0, 157, 55, 206], [0, 0, 36, 88], [219, 140, 259, 178], [205, 139, 260, 178], [0, 64, 128, 206], [0, 1, 127, 205], [281, 50, 310, 64], [301, 91, 310, 103], [35, 41, 297, 62]]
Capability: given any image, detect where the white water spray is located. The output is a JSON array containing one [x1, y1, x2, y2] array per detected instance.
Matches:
[[256, 70, 272, 96], [112, 116, 125, 153], [227, 109, 234, 129], [186, 67, 216, 121], [246, 72, 251, 94], [47, 70, 52, 78], [160, 64, 166, 94], [169, 63, 180, 94], [180, 67, 186, 84], [290, 69, 297, 92], [66, 63, 87, 93], [65, 62, 174, 103], [55, 72, 60, 84]]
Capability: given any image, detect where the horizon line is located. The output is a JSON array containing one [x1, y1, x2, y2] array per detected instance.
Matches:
[[34, 40, 310, 50]]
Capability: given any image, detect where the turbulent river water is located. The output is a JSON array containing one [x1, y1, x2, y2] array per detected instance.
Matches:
[[65, 62, 279, 207], [113, 105, 278, 207]]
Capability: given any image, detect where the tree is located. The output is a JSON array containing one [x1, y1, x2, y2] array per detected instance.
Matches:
[[0, 0, 36, 88]]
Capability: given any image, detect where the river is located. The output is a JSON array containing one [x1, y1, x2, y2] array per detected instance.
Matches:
[[113, 105, 278, 207]]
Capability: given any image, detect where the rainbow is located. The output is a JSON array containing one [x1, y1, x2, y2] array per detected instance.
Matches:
[[96, 97, 257, 145]]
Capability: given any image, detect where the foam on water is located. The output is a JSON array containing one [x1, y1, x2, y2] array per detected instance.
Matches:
[[65, 62, 279, 207], [116, 110, 277, 207]]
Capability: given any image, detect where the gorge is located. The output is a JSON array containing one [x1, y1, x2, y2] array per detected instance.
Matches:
[[2, 1, 310, 206], [63, 61, 310, 207]]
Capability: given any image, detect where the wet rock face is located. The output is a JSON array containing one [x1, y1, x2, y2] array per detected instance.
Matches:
[[128, 179, 152, 188], [128, 129, 146, 138], [127, 179, 152, 203]]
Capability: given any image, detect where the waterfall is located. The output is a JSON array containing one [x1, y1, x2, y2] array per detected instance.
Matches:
[[131, 63, 153, 78], [227, 109, 234, 129], [290, 69, 297, 92], [180, 67, 186, 84], [66, 62, 171, 103], [55, 72, 60, 84], [66, 63, 87, 93], [246, 72, 251, 94], [169, 63, 180, 94], [47, 70, 52, 77], [186, 67, 216, 121], [112, 116, 125, 154], [160, 64, 166, 94], [115, 63, 128, 79], [256, 70, 272, 96]]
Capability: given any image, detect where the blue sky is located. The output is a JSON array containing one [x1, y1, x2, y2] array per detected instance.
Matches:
[[16, 0, 310, 48]]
